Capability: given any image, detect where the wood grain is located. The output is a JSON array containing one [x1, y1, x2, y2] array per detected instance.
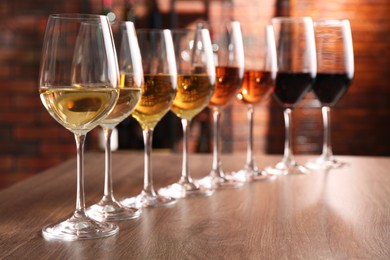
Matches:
[[0, 152, 389, 259]]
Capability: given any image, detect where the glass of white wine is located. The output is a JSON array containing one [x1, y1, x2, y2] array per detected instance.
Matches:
[[121, 29, 178, 208], [86, 22, 143, 221], [158, 25, 216, 199], [39, 14, 119, 240]]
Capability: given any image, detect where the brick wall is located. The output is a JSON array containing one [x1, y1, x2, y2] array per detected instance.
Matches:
[[1, 0, 389, 189], [0, 0, 117, 188]]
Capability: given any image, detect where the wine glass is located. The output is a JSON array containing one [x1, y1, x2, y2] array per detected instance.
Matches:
[[39, 14, 119, 240], [265, 17, 317, 175], [231, 24, 277, 182], [158, 26, 216, 198], [121, 29, 178, 208], [86, 22, 143, 221], [197, 21, 245, 189], [306, 19, 354, 170]]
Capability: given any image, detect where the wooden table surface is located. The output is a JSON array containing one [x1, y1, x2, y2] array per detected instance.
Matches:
[[0, 152, 389, 259]]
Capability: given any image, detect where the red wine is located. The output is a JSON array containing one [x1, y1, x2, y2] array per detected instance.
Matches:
[[312, 73, 352, 106], [273, 72, 314, 108]]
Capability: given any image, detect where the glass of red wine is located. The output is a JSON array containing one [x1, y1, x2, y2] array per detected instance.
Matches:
[[306, 19, 354, 170], [230, 24, 277, 182], [265, 17, 317, 175]]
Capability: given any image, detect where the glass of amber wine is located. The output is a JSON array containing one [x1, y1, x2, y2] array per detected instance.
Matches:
[[86, 22, 143, 221], [231, 25, 277, 182], [198, 21, 245, 189], [158, 26, 216, 198], [39, 14, 119, 240], [306, 19, 354, 170], [121, 29, 177, 208], [265, 17, 317, 175]]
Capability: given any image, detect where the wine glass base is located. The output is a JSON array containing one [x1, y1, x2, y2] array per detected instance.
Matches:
[[265, 161, 310, 175], [42, 215, 119, 241], [231, 168, 277, 182], [196, 175, 244, 190], [158, 182, 214, 199], [121, 192, 177, 208], [306, 157, 349, 170], [86, 199, 141, 222]]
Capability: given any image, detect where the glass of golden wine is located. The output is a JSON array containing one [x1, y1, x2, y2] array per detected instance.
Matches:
[[39, 14, 119, 240], [197, 21, 245, 189], [231, 24, 277, 182], [121, 29, 178, 208], [86, 22, 143, 221], [158, 25, 216, 199]]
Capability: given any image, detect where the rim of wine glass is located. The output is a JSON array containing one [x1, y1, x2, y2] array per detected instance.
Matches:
[[136, 28, 169, 33], [314, 19, 349, 26], [271, 16, 313, 23], [170, 28, 197, 35], [49, 13, 106, 20]]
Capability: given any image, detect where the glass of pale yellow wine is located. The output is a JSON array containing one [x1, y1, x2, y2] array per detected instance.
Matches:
[[39, 14, 119, 240], [86, 22, 143, 222], [158, 26, 216, 199], [121, 29, 177, 208]]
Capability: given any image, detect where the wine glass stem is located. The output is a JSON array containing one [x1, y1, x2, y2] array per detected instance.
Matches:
[[142, 129, 156, 197], [74, 133, 88, 218], [211, 108, 224, 178], [245, 105, 256, 170], [180, 119, 192, 184], [283, 108, 295, 165], [321, 106, 334, 160], [102, 127, 115, 201]]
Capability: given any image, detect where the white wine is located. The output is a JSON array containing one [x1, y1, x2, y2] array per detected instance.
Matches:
[[100, 73, 142, 128], [171, 74, 214, 120], [40, 87, 118, 133], [132, 74, 176, 130]]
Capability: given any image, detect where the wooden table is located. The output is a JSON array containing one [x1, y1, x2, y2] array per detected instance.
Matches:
[[1, 152, 389, 259]]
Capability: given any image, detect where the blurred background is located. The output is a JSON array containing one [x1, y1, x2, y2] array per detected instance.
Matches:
[[0, 0, 389, 189]]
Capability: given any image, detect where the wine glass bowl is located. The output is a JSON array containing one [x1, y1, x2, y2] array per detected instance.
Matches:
[[158, 27, 216, 199], [120, 29, 178, 208], [86, 22, 143, 222], [231, 24, 277, 182], [265, 17, 317, 176], [306, 19, 354, 170], [39, 13, 120, 240]]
